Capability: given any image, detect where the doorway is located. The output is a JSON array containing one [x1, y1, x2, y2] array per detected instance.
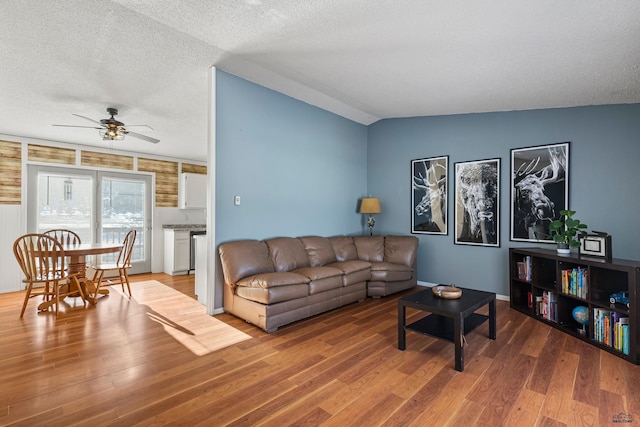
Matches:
[[27, 165, 152, 274]]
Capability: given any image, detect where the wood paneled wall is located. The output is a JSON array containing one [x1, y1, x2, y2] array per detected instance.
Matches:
[[28, 144, 75, 164], [81, 151, 134, 170], [1, 140, 205, 208], [138, 158, 179, 207], [0, 141, 21, 204], [182, 163, 207, 175]]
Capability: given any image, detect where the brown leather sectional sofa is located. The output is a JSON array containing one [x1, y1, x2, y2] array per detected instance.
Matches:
[[218, 235, 418, 332]]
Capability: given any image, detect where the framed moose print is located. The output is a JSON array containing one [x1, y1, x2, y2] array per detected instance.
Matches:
[[454, 158, 500, 247], [411, 156, 448, 234], [510, 142, 569, 243]]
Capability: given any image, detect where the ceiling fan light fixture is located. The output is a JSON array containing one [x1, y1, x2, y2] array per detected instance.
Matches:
[[100, 128, 126, 141]]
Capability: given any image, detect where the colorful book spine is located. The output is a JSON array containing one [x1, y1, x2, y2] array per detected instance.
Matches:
[[593, 308, 628, 353], [516, 256, 532, 281], [561, 268, 588, 298], [619, 317, 630, 354], [622, 323, 630, 355]]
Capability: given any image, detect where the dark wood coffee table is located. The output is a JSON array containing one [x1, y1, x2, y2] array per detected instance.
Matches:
[[398, 287, 496, 371]]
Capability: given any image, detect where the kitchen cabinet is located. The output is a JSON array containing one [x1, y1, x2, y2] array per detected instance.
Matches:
[[179, 172, 207, 209], [164, 229, 190, 275]]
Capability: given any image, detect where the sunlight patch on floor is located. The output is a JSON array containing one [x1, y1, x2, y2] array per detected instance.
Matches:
[[113, 280, 251, 356]]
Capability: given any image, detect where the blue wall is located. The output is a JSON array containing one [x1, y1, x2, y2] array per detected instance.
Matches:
[[214, 69, 639, 297], [215, 70, 369, 245], [368, 104, 640, 296]]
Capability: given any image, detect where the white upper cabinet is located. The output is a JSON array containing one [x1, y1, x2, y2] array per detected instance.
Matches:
[[179, 172, 207, 209]]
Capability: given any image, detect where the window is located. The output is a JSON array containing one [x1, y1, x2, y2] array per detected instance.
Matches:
[[28, 165, 151, 274]]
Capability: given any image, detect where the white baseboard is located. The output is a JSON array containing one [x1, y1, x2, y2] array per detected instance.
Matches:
[[417, 280, 438, 288]]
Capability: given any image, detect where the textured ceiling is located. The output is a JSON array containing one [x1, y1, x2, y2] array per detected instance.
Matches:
[[1, 0, 639, 161]]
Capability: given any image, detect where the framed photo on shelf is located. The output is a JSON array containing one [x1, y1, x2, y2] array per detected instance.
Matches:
[[454, 158, 500, 247], [510, 142, 569, 243], [411, 156, 448, 234]]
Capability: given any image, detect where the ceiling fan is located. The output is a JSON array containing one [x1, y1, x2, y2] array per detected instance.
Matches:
[[52, 107, 160, 144]]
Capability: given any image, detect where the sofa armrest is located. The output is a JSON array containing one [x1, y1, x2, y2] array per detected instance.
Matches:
[[219, 240, 275, 285]]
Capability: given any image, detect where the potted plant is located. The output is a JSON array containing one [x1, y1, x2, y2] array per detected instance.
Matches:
[[548, 209, 588, 254]]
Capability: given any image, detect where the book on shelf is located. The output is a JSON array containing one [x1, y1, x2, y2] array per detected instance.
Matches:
[[561, 267, 588, 299], [615, 317, 629, 354], [541, 291, 557, 322], [622, 324, 630, 355], [517, 256, 533, 281], [593, 308, 629, 353]]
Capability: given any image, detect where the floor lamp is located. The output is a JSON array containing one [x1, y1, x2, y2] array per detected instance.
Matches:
[[359, 197, 381, 236]]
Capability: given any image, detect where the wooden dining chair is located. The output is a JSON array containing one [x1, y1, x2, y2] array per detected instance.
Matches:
[[43, 229, 82, 245], [43, 228, 83, 273], [13, 234, 86, 317], [90, 230, 137, 300]]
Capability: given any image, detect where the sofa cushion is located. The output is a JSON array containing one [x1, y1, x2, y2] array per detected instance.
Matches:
[[353, 236, 384, 262], [218, 240, 275, 284], [384, 236, 419, 267], [294, 265, 343, 295], [329, 236, 358, 261], [326, 260, 371, 275], [299, 236, 337, 267], [236, 271, 310, 288], [236, 284, 309, 304], [294, 266, 343, 281], [308, 276, 344, 294], [326, 260, 372, 286], [370, 261, 413, 282], [265, 237, 311, 272]]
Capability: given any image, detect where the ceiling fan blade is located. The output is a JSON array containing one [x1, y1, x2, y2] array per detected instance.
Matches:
[[127, 131, 160, 144], [52, 124, 103, 129], [126, 125, 155, 131], [72, 113, 105, 126]]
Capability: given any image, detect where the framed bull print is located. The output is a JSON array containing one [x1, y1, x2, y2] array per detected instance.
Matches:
[[454, 158, 500, 247], [510, 142, 570, 243], [411, 156, 448, 234]]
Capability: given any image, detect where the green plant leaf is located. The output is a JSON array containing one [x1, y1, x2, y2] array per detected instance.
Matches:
[[565, 218, 579, 228], [549, 221, 562, 231]]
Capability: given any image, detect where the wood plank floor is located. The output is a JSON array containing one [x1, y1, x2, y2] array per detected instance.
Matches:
[[1, 273, 639, 426]]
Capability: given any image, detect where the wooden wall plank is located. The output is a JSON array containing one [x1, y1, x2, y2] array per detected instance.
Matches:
[[138, 158, 178, 174], [138, 158, 178, 207], [81, 151, 134, 170], [6, 142, 186, 208], [28, 144, 76, 165], [181, 163, 207, 175], [0, 140, 22, 204]]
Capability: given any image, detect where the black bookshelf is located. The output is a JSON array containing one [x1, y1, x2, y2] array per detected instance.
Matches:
[[509, 247, 640, 364]]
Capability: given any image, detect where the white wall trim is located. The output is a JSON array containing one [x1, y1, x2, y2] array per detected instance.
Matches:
[[205, 66, 217, 316]]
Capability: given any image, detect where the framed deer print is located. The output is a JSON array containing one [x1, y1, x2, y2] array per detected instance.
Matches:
[[454, 158, 500, 247], [510, 142, 570, 243], [411, 156, 448, 234]]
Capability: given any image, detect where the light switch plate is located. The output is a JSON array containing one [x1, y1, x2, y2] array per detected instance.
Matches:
[[234, 195, 241, 206]]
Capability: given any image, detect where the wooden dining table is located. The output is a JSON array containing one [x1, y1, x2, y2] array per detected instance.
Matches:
[[37, 242, 123, 310]]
